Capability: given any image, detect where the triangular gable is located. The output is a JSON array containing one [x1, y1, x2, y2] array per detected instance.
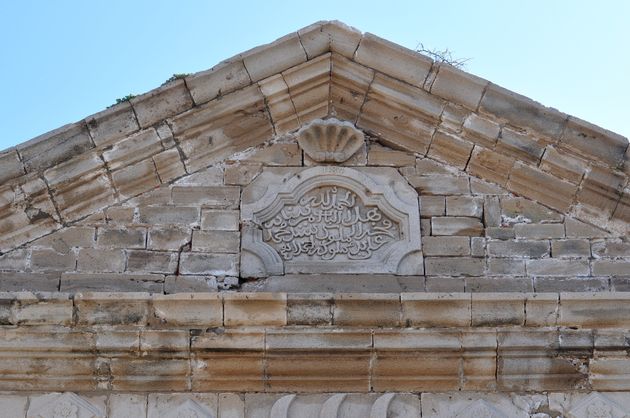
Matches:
[[0, 20, 628, 256]]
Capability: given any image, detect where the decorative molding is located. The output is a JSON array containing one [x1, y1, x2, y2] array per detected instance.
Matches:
[[241, 166, 422, 276], [296, 118, 365, 163], [28, 393, 104, 418]]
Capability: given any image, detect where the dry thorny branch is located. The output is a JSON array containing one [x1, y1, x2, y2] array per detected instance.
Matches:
[[416, 43, 471, 69]]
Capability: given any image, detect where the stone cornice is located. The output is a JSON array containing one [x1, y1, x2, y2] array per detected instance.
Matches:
[[1, 291, 630, 392]]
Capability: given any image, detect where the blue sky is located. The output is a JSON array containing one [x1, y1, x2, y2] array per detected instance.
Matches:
[[1, 0, 628, 151]]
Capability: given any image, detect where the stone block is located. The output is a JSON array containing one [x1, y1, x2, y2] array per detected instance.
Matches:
[[513, 223, 565, 239], [470, 236, 485, 257], [612, 188, 630, 223], [471, 179, 508, 197], [224, 162, 263, 186], [172, 186, 240, 208], [373, 329, 461, 391], [483, 196, 501, 227], [425, 257, 484, 276], [487, 240, 549, 258], [356, 33, 432, 88], [539, 145, 588, 184], [422, 236, 470, 256], [201, 209, 240, 231], [507, 162, 578, 213], [108, 394, 147, 417], [367, 144, 416, 167], [287, 293, 333, 325], [265, 330, 371, 392], [105, 207, 134, 224], [17, 121, 94, 173], [97, 227, 146, 248], [139, 206, 199, 226], [0, 149, 25, 183], [560, 115, 629, 167], [467, 146, 514, 186], [258, 74, 299, 134], [126, 250, 178, 274], [591, 239, 630, 258], [485, 227, 515, 240], [487, 258, 526, 275], [11, 292, 73, 325], [110, 358, 190, 391], [111, 158, 161, 199], [30, 248, 76, 271], [576, 166, 626, 219], [565, 218, 611, 238], [164, 275, 218, 293], [77, 248, 125, 273], [496, 127, 545, 163], [0, 272, 60, 292], [60, 272, 164, 293], [282, 54, 331, 124], [592, 260, 630, 276], [86, 101, 140, 146], [170, 85, 273, 172], [548, 392, 630, 418], [535, 277, 609, 292], [590, 359, 630, 390], [402, 293, 471, 327], [333, 293, 401, 326], [358, 73, 442, 155], [525, 293, 558, 326], [0, 394, 27, 417], [462, 113, 501, 147], [559, 293, 630, 327], [298, 20, 363, 58], [186, 59, 251, 105], [223, 292, 286, 326], [432, 64, 488, 109], [419, 195, 445, 217], [244, 143, 302, 166], [431, 217, 483, 236], [131, 79, 193, 128], [446, 195, 483, 217], [242, 32, 307, 82], [550, 239, 591, 258], [75, 292, 150, 325], [408, 175, 470, 195], [330, 53, 374, 120], [102, 128, 162, 171], [192, 230, 240, 253], [148, 227, 191, 251], [153, 148, 187, 183], [472, 293, 525, 326], [0, 249, 29, 271], [44, 155, 116, 222], [479, 83, 566, 138], [422, 393, 547, 418], [500, 196, 563, 224], [466, 277, 533, 292], [427, 131, 474, 170], [180, 253, 238, 276]]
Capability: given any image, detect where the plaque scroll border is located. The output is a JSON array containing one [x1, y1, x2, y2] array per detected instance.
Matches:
[[241, 166, 423, 277]]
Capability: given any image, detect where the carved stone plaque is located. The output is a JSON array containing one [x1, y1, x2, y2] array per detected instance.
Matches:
[[241, 166, 423, 276]]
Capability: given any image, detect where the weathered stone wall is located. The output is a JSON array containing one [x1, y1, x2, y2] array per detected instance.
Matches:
[[0, 135, 627, 293]]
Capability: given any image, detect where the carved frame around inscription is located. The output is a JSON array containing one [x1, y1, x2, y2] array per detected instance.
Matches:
[[241, 166, 423, 277]]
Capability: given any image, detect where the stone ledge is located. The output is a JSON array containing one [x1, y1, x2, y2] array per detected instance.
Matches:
[[2, 291, 630, 329], [0, 325, 628, 392]]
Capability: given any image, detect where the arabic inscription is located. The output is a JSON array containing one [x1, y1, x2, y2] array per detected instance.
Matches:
[[261, 186, 400, 261]]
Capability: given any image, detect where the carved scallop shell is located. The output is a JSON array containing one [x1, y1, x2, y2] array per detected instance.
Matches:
[[296, 118, 365, 163]]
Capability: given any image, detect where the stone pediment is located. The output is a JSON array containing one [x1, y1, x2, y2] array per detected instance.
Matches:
[[0, 21, 628, 255]]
